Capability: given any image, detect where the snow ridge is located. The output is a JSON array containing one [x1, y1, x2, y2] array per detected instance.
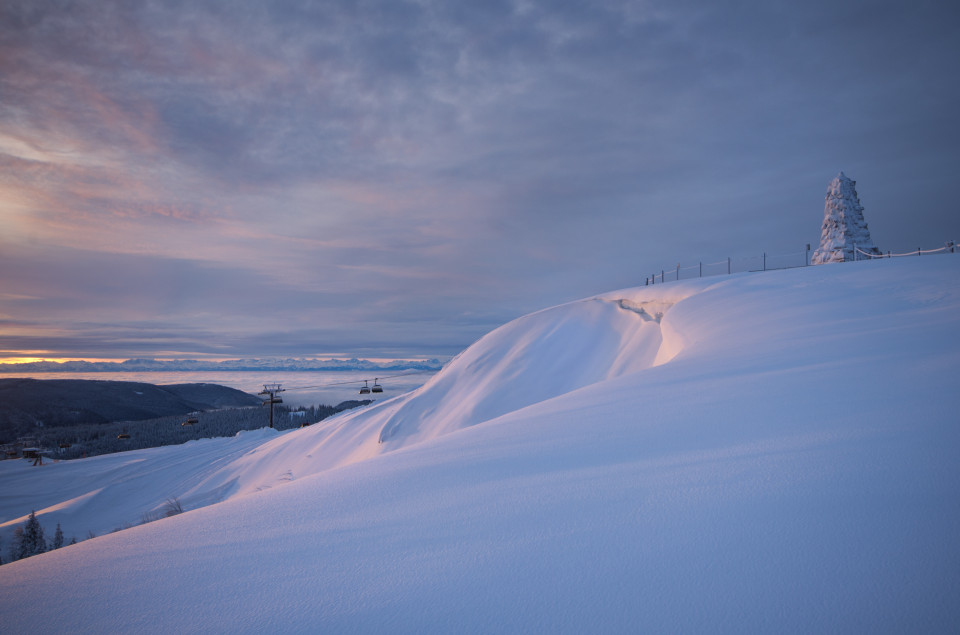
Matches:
[[375, 295, 671, 446]]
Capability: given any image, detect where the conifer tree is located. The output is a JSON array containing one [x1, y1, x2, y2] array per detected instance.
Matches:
[[52, 523, 64, 550], [9, 527, 24, 562], [16, 511, 47, 559]]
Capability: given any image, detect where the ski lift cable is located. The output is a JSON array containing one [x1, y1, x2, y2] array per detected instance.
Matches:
[[279, 369, 436, 392]]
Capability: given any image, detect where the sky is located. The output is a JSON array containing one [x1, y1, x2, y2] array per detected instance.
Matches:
[[1, 0, 958, 362]]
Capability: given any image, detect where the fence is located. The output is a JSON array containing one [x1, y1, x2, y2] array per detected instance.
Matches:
[[645, 240, 958, 286], [855, 242, 957, 260]]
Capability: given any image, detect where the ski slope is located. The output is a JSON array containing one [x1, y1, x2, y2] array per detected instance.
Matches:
[[2, 256, 959, 633]]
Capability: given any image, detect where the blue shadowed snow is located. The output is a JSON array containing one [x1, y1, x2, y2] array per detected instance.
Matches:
[[1, 256, 959, 633]]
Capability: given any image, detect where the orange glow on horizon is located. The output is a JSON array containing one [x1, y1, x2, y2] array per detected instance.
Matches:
[[1, 357, 122, 364], [1, 355, 441, 364]]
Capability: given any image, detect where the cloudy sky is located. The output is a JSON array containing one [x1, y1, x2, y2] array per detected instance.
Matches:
[[1, 0, 958, 362]]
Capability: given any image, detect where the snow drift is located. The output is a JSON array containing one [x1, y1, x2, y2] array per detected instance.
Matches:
[[2, 255, 959, 633]]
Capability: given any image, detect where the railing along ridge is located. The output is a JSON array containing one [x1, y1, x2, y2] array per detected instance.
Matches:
[[645, 240, 958, 286]]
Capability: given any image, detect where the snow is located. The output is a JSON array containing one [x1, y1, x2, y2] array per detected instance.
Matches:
[[811, 171, 881, 264], [0, 427, 283, 537], [2, 255, 959, 632]]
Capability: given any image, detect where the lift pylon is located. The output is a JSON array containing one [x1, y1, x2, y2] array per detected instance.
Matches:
[[258, 383, 285, 429]]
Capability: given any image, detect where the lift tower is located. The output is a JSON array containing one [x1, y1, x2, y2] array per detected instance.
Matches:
[[258, 383, 285, 428]]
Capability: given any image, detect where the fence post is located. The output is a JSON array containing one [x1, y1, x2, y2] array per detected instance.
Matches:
[[661, 269, 664, 283], [805, 244, 810, 266], [762, 252, 766, 271], [699, 261, 702, 277], [676, 263, 680, 281], [727, 257, 731, 275], [918, 247, 921, 256]]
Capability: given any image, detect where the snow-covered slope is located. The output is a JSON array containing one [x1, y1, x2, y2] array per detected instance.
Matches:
[[0, 293, 677, 539], [3, 291, 686, 537], [2, 256, 959, 633]]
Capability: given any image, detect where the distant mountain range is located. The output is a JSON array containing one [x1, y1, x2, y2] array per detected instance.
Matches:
[[0, 358, 445, 373]]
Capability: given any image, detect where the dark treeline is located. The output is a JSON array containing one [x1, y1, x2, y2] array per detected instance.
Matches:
[[0, 378, 260, 443], [20, 401, 372, 461]]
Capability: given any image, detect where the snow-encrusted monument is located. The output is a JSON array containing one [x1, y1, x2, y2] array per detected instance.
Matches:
[[811, 172, 881, 264]]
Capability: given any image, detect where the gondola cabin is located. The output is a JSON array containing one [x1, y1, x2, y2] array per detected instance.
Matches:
[[372, 379, 383, 394], [360, 380, 371, 395]]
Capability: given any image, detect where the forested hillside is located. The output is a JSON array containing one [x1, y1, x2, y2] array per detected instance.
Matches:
[[0, 379, 260, 443], [13, 401, 370, 460]]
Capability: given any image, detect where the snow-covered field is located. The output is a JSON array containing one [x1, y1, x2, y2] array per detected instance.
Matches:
[[2, 256, 958, 633]]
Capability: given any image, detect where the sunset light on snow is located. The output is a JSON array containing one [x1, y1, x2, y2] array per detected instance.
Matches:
[[1, 3, 958, 632]]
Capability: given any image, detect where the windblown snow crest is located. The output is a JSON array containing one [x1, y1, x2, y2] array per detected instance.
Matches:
[[373, 292, 684, 447], [188, 288, 698, 499], [233, 286, 700, 490], [0, 284, 701, 534]]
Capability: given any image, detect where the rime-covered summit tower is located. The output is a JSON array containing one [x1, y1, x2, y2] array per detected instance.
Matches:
[[811, 172, 881, 264]]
